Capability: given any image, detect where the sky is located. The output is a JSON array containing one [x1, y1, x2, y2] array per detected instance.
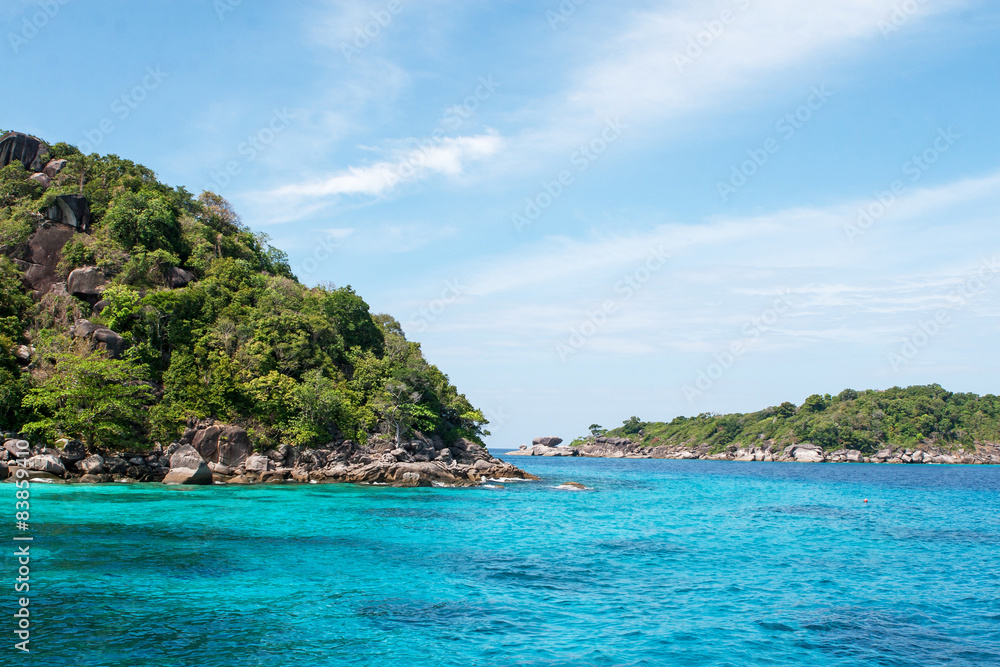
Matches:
[[2, 0, 999, 449]]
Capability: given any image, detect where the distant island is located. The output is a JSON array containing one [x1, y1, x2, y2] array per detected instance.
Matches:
[[0, 131, 532, 486], [510, 385, 1000, 465]]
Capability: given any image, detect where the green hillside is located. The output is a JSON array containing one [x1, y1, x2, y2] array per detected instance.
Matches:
[[0, 131, 487, 450], [581, 385, 1000, 453]]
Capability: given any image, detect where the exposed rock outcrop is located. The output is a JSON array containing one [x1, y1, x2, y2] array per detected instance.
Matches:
[[14, 222, 76, 295], [0, 132, 48, 172], [67, 266, 107, 300], [162, 445, 213, 485], [183, 423, 254, 467], [70, 318, 127, 359], [44, 194, 90, 231]]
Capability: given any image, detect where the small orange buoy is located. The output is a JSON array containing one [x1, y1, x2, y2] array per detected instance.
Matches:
[[864, 499, 869, 503]]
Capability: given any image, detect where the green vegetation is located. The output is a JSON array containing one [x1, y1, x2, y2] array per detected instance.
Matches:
[[0, 136, 487, 450], [583, 385, 1000, 453]]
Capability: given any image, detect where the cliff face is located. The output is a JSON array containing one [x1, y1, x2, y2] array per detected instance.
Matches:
[[0, 132, 498, 464]]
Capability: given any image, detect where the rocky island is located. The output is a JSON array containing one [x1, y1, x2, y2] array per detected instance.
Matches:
[[0, 131, 533, 486], [514, 385, 1000, 466]]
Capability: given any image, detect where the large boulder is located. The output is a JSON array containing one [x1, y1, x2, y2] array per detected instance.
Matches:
[[162, 445, 212, 485], [70, 318, 127, 358], [30, 172, 51, 188], [58, 439, 87, 462], [43, 159, 67, 178], [793, 447, 825, 462], [244, 453, 273, 473], [43, 194, 91, 231], [165, 266, 195, 288], [4, 440, 30, 459], [191, 425, 253, 467], [15, 222, 76, 295], [532, 436, 563, 447], [67, 267, 107, 298], [77, 455, 105, 475], [0, 132, 48, 171], [21, 454, 66, 477]]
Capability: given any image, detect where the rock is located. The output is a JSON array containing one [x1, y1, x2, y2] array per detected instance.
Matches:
[[77, 455, 105, 475], [0, 132, 48, 171], [911, 450, 925, 463], [21, 454, 66, 477], [30, 172, 50, 188], [165, 266, 195, 288], [557, 481, 587, 490], [244, 453, 272, 473], [67, 267, 107, 298], [162, 445, 212, 485], [208, 461, 234, 476], [43, 194, 90, 231], [793, 447, 825, 462], [846, 450, 863, 463], [532, 436, 563, 447], [265, 449, 285, 463], [69, 318, 126, 359], [78, 474, 112, 483], [16, 222, 77, 294], [42, 159, 67, 178], [58, 439, 87, 462], [4, 440, 30, 459], [191, 425, 253, 467]]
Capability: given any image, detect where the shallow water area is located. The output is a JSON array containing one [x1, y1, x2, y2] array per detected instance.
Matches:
[[13, 456, 1000, 666]]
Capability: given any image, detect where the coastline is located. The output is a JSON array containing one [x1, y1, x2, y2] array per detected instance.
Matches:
[[506, 436, 1000, 465], [1, 423, 537, 487]]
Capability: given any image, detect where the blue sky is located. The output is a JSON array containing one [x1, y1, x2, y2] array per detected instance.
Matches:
[[3, 0, 999, 448]]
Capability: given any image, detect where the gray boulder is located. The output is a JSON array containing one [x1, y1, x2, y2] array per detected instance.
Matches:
[[165, 266, 195, 288], [77, 455, 105, 475], [0, 132, 48, 171], [244, 453, 273, 473], [58, 439, 87, 462], [4, 440, 30, 459], [190, 424, 253, 467], [16, 222, 76, 294], [43, 159, 67, 178], [30, 172, 50, 188], [43, 194, 90, 231], [70, 318, 127, 359], [22, 454, 66, 477], [162, 445, 212, 485], [846, 450, 863, 463], [67, 267, 107, 298], [793, 447, 824, 462], [532, 436, 563, 447]]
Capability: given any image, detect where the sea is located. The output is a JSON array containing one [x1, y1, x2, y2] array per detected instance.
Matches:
[[9, 455, 1000, 666]]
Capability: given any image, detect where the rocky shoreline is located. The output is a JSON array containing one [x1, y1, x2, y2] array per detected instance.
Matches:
[[0, 421, 537, 487], [509, 436, 1000, 465]]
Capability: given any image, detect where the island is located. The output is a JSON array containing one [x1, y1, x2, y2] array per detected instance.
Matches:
[[0, 131, 534, 486]]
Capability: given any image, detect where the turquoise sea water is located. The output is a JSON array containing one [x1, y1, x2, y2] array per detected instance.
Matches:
[[7, 456, 1000, 666]]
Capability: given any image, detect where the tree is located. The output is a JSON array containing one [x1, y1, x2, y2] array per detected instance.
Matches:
[[375, 380, 422, 445], [23, 354, 154, 449], [589, 423, 606, 436], [621, 416, 646, 435]]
